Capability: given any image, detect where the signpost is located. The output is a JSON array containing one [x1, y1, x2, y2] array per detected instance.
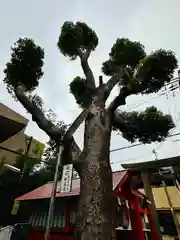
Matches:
[[60, 164, 73, 193]]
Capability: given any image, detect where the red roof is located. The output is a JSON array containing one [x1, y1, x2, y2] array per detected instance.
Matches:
[[16, 171, 128, 201]]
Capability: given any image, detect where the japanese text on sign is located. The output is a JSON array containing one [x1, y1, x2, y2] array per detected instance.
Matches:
[[11, 200, 20, 215], [60, 164, 73, 193]]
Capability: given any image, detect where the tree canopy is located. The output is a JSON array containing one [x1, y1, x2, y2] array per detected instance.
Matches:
[[2, 20, 179, 239], [57, 21, 98, 60], [3, 20, 178, 169]]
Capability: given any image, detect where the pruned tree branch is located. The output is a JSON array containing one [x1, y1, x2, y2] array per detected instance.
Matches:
[[71, 139, 83, 174], [104, 68, 124, 100], [15, 84, 82, 169], [15, 85, 61, 140], [108, 67, 138, 111], [79, 50, 96, 89], [108, 87, 132, 111]]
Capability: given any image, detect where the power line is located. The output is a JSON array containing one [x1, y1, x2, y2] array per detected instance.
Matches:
[[110, 133, 180, 165], [111, 152, 152, 165], [110, 132, 180, 153], [125, 78, 179, 112], [154, 112, 180, 152], [110, 142, 142, 153], [152, 85, 180, 152], [111, 77, 180, 154]]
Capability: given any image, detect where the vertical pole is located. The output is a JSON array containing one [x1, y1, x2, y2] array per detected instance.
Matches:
[[134, 196, 144, 240], [161, 179, 180, 238], [20, 136, 33, 182], [44, 143, 64, 240], [147, 203, 159, 240], [141, 171, 162, 240], [171, 167, 180, 196], [129, 195, 144, 240]]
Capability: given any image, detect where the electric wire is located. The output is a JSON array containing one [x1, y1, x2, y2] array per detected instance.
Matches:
[[152, 88, 180, 153], [125, 77, 179, 112], [110, 131, 180, 153], [112, 79, 180, 151], [110, 76, 180, 165]]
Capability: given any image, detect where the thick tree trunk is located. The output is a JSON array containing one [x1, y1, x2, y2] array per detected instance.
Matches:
[[74, 100, 117, 240]]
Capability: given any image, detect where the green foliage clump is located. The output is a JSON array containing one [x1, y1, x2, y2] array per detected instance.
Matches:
[[114, 107, 175, 143], [3, 38, 44, 95], [2, 20, 178, 148], [102, 38, 178, 95], [135, 49, 178, 93], [102, 38, 146, 76], [57, 21, 98, 60], [69, 77, 87, 107]]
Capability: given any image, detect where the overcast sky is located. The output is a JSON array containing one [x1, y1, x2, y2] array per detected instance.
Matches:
[[1, 0, 180, 171]]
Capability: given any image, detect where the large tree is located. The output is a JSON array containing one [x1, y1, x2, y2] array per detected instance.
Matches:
[[3, 22, 177, 239]]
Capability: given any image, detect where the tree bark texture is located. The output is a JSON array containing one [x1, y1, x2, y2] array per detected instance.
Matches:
[[74, 99, 117, 240]]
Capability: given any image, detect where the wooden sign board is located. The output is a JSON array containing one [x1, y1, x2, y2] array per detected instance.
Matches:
[[60, 164, 73, 193], [11, 200, 20, 215]]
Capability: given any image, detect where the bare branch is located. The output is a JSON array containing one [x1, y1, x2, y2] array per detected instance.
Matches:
[[108, 87, 132, 111], [62, 136, 83, 174], [15, 84, 83, 169], [79, 50, 96, 89], [71, 139, 83, 174], [64, 108, 90, 140], [108, 68, 137, 111], [15, 85, 61, 140], [104, 68, 124, 101]]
